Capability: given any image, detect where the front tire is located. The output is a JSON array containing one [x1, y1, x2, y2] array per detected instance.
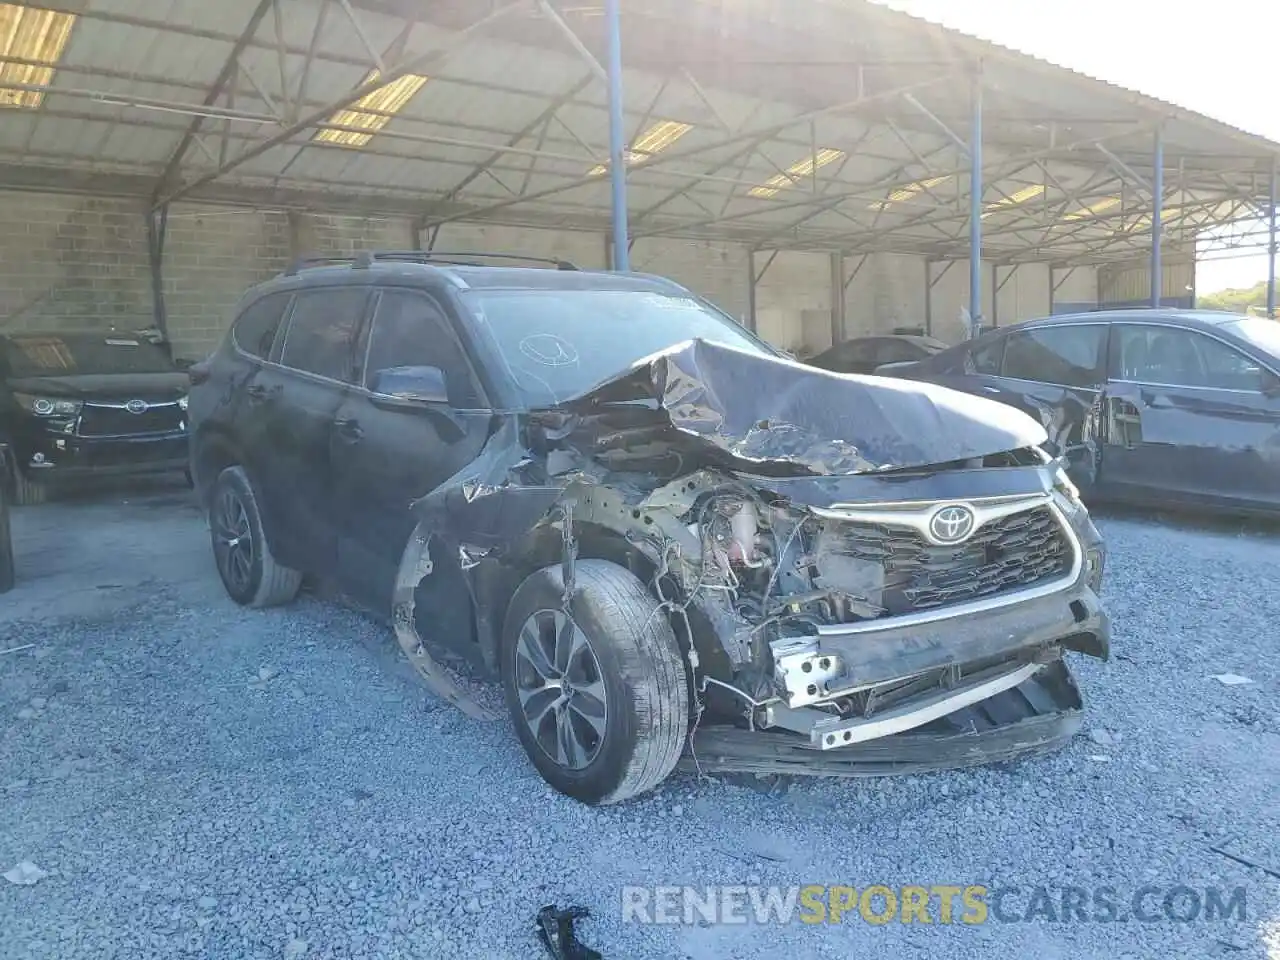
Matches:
[[500, 559, 690, 805], [209, 465, 302, 608]]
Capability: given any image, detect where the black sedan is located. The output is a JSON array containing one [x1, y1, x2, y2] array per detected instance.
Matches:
[[875, 309, 1280, 517], [807, 334, 947, 375]]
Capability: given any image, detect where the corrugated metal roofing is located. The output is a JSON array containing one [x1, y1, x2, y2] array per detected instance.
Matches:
[[0, 0, 1274, 266]]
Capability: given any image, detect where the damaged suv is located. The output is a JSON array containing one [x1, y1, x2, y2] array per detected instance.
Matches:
[[188, 251, 1109, 805]]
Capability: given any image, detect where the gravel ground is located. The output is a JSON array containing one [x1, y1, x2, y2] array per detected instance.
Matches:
[[2, 485, 1279, 959]]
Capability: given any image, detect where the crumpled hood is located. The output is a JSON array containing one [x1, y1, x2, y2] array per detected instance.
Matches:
[[560, 338, 1048, 475]]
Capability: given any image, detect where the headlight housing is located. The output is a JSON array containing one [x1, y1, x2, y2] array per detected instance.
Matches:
[[14, 393, 82, 418]]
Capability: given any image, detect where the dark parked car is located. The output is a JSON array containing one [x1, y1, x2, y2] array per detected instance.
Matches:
[[0, 331, 191, 504], [807, 334, 948, 375], [188, 251, 1109, 805], [876, 310, 1280, 516]]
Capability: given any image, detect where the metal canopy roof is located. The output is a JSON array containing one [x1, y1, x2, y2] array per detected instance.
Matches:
[[2, 0, 1277, 266]]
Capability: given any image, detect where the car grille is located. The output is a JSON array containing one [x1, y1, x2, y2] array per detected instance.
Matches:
[[78, 402, 183, 437], [818, 506, 1072, 618]]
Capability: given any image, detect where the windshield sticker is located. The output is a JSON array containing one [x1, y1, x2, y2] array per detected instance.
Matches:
[[518, 334, 579, 367]]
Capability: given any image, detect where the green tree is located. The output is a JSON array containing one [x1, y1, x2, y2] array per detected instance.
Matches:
[[1198, 280, 1276, 316]]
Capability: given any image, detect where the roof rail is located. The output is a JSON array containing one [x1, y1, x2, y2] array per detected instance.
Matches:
[[283, 250, 580, 275]]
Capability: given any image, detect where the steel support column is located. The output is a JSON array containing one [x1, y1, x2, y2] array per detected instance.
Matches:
[[146, 206, 171, 357], [1268, 157, 1277, 319], [605, 0, 630, 270], [830, 253, 846, 347], [1151, 126, 1164, 307], [968, 67, 983, 338]]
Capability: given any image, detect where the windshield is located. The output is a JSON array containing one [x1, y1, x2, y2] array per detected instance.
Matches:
[[2, 334, 177, 377], [461, 288, 777, 406], [1228, 316, 1280, 360]]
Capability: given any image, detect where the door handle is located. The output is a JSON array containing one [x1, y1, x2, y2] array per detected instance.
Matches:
[[334, 417, 363, 442], [981, 384, 1002, 394], [246, 384, 269, 402]]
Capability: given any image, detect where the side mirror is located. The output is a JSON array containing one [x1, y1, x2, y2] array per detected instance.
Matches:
[[370, 365, 449, 405], [1262, 370, 1280, 397]]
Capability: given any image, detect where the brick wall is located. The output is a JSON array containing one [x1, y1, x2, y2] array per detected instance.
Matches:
[[0, 193, 152, 336], [0, 189, 1095, 363]]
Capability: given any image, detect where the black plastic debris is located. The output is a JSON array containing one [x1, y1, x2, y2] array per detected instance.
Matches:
[[535, 904, 603, 960]]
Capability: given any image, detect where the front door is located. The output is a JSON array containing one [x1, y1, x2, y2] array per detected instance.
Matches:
[[1098, 323, 1280, 511], [330, 288, 493, 613]]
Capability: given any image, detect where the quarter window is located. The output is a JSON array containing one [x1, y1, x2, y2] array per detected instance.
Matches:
[[1001, 325, 1105, 387], [279, 288, 367, 381], [232, 293, 292, 359]]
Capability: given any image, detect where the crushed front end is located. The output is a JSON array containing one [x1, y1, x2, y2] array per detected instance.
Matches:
[[644, 454, 1108, 776], [406, 338, 1110, 776]]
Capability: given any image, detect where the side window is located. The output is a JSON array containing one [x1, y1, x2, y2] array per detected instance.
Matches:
[[361, 290, 481, 407], [232, 293, 292, 359], [279, 288, 367, 381], [1002, 325, 1104, 387], [1115, 325, 1265, 391], [967, 337, 1005, 375]]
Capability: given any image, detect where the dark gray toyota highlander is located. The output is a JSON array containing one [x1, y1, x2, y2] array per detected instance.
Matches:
[[188, 251, 1110, 805]]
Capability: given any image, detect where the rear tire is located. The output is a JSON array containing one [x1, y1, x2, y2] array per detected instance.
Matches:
[[500, 559, 689, 805], [209, 465, 302, 608]]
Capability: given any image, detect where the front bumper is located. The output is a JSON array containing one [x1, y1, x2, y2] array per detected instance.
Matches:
[[19, 430, 189, 481], [680, 659, 1084, 777], [731, 490, 1109, 766]]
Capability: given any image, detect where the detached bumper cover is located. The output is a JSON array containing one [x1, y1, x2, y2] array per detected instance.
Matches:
[[679, 659, 1084, 778]]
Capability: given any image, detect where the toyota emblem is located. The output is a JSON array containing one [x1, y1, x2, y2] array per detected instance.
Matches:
[[125, 399, 148, 415], [928, 504, 976, 544]]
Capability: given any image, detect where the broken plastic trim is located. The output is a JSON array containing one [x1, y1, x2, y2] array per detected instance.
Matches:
[[391, 521, 496, 720], [535, 904, 603, 960]]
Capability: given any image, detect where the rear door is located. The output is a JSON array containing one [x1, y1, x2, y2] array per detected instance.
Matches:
[[330, 287, 493, 612], [265, 285, 371, 574], [1098, 323, 1280, 511]]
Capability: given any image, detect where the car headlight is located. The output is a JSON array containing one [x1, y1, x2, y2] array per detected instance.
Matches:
[[177, 394, 189, 411], [14, 393, 83, 418]]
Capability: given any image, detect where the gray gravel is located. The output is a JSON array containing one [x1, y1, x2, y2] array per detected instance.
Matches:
[[2, 487, 1279, 959]]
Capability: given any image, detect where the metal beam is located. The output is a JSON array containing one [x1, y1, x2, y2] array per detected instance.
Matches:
[[151, 0, 275, 203], [153, 2, 524, 210], [337, 0, 386, 75], [902, 92, 970, 155], [605, 0, 630, 270], [1269, 157, 1277, 319], [968, 68, 983, 337], [422, 73, 595, 219], [1097, 144, 1151, 192], [1151, 126, 1164, 307], [537, 0, 609, 86]]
